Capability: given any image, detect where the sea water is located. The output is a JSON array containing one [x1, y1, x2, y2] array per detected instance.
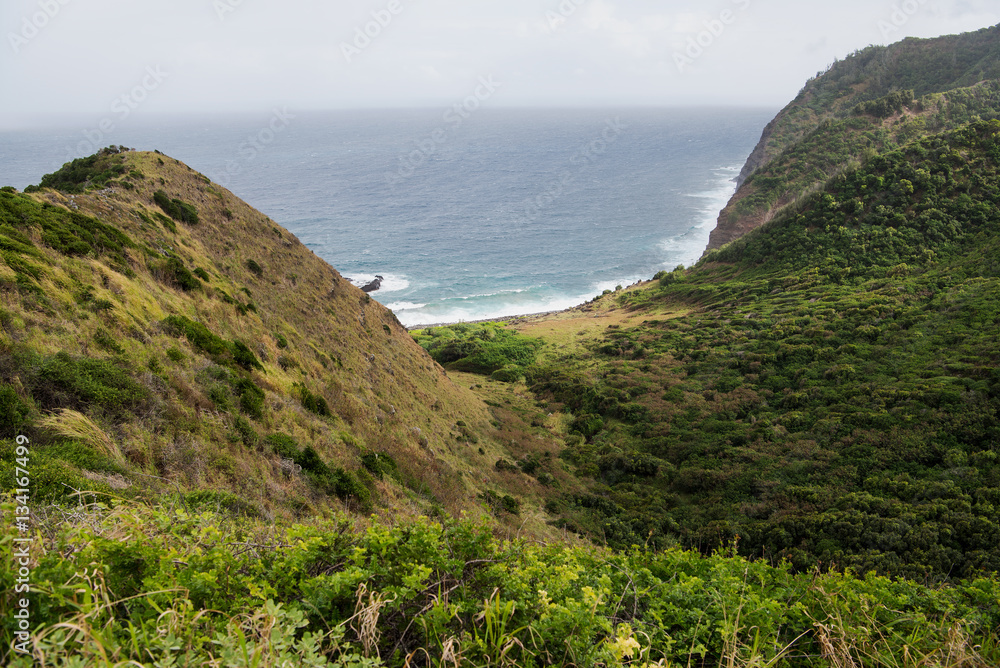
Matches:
[[0, 108, 775, 326]]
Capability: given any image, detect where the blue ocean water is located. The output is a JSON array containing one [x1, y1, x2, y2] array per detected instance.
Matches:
[[0, 108, 774, 326]]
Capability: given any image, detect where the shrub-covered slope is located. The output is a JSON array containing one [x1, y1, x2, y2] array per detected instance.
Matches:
[[0, 147, 564, 528], [708, 24, 1000, 250], [505, 120, 1000, 582]]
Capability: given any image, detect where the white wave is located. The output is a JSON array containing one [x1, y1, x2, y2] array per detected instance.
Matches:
[[660, 164, 743, 267], [346, 273, 410, 293], [385, 301, 427, 311], [395, 278, 653, 328]]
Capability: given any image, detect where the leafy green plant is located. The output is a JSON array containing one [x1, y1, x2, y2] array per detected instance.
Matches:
[[153, 190, 200, 225]]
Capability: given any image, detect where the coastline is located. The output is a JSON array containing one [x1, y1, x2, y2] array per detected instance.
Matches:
[[404, 278, 658, 331], [406, 310, 563, 331]]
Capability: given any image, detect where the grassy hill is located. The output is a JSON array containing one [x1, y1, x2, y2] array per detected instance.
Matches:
[[0, 147, 576, 533], [708, 24, 1000, 250]]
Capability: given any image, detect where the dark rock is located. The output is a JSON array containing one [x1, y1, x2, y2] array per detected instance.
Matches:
[[361, 275, 384, 293]]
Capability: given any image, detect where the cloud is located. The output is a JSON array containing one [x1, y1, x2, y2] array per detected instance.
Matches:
[[1, 0, 997, 126]]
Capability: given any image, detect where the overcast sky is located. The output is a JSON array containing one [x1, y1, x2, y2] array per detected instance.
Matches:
[[1, 0, 997, 129]]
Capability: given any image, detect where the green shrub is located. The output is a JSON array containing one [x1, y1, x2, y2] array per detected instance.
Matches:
[[265, 433, 300, 460], [193, 268, 210, 282], [361, 451, 399, 481], [183, 490, 260, 518], [415, 323, 541, 375], [206, 383, 233, 412], [274, 333, 289, 349], [295, 384, 330, 417], [490, 365, 525, 383], [0, 385, 32, 435], [234, 378, 265, 419], [93, 328, 124, 354], [245, 259, 264, 277], [230, 341, 263, 371], [153, 190, 199, 225], [153, 211, 177, 233], [164, 258, 199, 292], [45, 440, 126, 475], [163, 316, 228, 357], [163, 317, 263, 372], [0, 441, 96, 501], [32, 352, 149, 418], [35, 149, 128, 193], [232, 415, 259, 447]]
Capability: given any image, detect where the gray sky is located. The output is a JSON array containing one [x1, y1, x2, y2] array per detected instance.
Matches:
[[1, 0, 997, 128]]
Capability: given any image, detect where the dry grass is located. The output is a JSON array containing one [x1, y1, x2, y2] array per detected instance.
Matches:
[[38, 409, 127, 467]]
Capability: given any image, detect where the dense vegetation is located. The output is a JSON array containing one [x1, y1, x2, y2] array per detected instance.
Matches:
[[710, 24, 1000, 250], [459, 121, 992, 583], [413, 322, 541, 380], [2, 499, 997, 667]]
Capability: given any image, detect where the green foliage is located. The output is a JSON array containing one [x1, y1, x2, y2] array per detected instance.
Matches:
[[153, 190, 200, 225], [164, 257, 200, 291], [413, 323, 541, 376], [295, 383, 330, 417], [0, 440, 103, 502], [361, 451, 399, 481], [163, 315, 229, 357], [230, 340, 264, 371], [6, 500, 993, 666], [162, 316, 263, 373], [852, 89, 915, 118], [0, 188, 134, 275], [193, 267, 210, 282], [275, 332, 289, 349], [30, 351, 150, 419], [33, 147, 131, 193], [183, 490, 261, 518], [234, 378, 265, 418], [0, 384, 32, 435], [92, 328, 124, 354], [245, 258, 264, 277], [232, 414, 260, 447], [535, 120, 1000, 580], [265, 432, 300, 460]]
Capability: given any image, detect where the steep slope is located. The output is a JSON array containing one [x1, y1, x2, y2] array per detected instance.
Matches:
[[0, 148, 567, 529], [708, 24, 1000, 251]]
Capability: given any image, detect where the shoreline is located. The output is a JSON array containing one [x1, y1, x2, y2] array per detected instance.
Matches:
[[405, 309, 564, 331], [404, 278, 657, 331]]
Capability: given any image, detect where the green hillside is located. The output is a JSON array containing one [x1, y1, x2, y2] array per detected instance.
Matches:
[[489, 120, 1000, 585], [708, 24, 1000, 250]]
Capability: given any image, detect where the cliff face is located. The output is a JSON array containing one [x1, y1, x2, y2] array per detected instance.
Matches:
[[706, 24, 1000, 253]]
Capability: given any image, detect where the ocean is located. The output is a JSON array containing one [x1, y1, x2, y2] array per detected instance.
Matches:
[[0, 108, 775, 326]]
